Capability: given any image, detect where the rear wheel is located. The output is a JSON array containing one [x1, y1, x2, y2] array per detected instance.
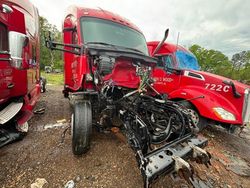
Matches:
[[72, 101, 92, 155], [179, 101, 207, 131]]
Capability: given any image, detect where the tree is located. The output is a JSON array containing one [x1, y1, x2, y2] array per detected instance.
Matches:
[[231, 51, 250, 81], [189, 45, 232, 77], [39, 16, 62, 70], [189, 45, 250, 83]]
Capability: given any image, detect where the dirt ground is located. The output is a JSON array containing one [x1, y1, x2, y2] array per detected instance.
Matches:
[[1, 85, 250, 188]]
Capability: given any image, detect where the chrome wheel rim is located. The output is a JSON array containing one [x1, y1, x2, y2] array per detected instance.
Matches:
[[188, 109, 199, 126]]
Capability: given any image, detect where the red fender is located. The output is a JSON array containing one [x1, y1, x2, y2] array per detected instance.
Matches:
[[168, 86, 242, 125]]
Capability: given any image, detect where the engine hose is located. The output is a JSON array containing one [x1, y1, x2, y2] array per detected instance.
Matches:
[[150, 116, 173, 144], [153, 103, 186, 138], [161, 104, 187, 138], [140, 98, 187, 143]]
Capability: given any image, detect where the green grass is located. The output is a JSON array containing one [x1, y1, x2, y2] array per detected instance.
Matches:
[[41, 71, 64, 85], [247, 122, 250, 128]]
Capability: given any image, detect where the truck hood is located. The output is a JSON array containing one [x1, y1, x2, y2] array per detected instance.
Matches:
[[196, 70, 250, 91], [180, 69, 250, 125]]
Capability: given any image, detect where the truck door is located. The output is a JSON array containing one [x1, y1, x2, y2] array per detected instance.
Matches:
[[0, 22, 13, 101], [152, 54, 181, 94], [63, 16, 79, 89]]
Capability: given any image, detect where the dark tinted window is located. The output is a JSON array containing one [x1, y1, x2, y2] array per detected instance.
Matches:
[[0, 23, 8, 52]]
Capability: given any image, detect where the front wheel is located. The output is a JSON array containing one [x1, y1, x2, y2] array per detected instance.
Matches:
[[179, 101, 207, 131], [72, 101, 92, 155]]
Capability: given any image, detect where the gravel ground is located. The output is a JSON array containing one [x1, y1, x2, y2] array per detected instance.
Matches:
[[1, 85, 250, 188]]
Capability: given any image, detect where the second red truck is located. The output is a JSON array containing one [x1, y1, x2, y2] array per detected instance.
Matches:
[[0, 0, 41, 146], [148, 40, 250, 131]]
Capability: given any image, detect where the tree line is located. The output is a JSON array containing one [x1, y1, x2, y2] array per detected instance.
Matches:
[[189, 45, 250, 84], [39, 16, 250, 84], [39, 16, 62, 70]]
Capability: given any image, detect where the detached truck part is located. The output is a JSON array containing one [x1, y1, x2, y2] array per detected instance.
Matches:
[[148, 40, 250, 131], [46, 7, 211, 187], [0, 0, 41, 145]]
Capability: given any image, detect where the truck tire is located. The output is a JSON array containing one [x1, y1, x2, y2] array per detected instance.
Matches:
[[179, 101, 207, 131], [72, 101, 92, 155]]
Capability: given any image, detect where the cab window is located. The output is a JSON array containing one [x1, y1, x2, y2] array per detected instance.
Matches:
[[0, 23, 8, 53], [162, 55, 174, 69], [175, 50, 200, 70]]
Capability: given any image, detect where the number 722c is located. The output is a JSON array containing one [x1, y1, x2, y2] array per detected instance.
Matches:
[[205, 83, 230, 92]]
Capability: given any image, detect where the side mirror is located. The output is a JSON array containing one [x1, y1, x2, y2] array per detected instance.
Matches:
[[9, 31, 29, 69]]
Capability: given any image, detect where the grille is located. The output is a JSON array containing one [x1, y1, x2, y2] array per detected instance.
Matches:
[[242, 88, 250, 124]]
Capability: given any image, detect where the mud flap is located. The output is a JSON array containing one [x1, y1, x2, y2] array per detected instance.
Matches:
[[137, 135, 210, 188]]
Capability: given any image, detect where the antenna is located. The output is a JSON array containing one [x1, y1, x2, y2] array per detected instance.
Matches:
[[176, 32, 180, 51], [98, 7, 106, 14]]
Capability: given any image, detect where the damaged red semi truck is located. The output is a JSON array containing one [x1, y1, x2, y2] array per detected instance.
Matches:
[[148, 40, 250, 132], [46, 7, 211, 187], [0, 0, 41, 144]]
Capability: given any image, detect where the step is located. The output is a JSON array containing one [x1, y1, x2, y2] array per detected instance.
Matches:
[[0, 102, 23, 124]]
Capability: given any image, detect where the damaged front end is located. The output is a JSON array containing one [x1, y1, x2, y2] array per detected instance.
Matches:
[[119, 96, 211, 187], [46, 38, 211, 187], [86, 45, 211, 187]]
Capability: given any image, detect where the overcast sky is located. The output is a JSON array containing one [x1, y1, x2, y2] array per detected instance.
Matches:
[[30, 0, 250, 57]]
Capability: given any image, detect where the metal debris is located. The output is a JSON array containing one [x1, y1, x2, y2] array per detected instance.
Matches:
[[34, 108, 46, 115]]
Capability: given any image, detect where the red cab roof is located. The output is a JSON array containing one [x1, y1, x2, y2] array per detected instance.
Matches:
[[147, 41, 190, 56], [65, 6, 142, 33]]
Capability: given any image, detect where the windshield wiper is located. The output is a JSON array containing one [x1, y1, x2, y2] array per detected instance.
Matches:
[[85, 42, 144, 54]]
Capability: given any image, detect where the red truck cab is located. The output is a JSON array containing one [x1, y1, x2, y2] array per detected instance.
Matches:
[[62, 6, 149, 95], [0, 0, 40, 133], [148, 41, 250, 131]]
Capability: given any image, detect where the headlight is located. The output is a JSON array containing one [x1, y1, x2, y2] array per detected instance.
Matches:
[[213, 107, 236, 121]]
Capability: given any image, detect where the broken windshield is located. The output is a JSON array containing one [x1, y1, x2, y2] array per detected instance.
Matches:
[[80, 17, 148, 55], [175, 50, 200, 70]]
